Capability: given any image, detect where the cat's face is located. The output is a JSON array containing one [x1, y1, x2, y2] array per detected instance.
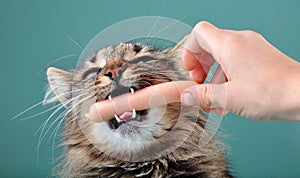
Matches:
[[47, 41, 194, 161]]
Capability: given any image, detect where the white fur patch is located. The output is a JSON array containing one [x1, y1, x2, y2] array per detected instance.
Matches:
[[90, 107, 167, 159]]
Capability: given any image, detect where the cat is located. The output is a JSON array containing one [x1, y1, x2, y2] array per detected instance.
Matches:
[[46, 37, 233, 177]]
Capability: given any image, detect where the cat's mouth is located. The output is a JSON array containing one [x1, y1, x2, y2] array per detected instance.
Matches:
[[103, 85, 149, 130]]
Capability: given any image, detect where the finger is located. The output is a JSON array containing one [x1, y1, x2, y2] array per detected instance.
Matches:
[[183, 49, 214, 83], [183, 34, 215, 71], [183, 30, 206, 55], [87, 81, 197, 122], [184, 21, 227, 64], [182, 49, 199, 71], [182, 50, 214, 71], [189, 62, 207, 83]]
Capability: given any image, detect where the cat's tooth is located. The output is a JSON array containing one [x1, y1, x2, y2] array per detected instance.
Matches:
[[130, 87, 134, 95], [114, 114, 121, 122], [132, 109, 136, 119], [108, 95, 112, 101]]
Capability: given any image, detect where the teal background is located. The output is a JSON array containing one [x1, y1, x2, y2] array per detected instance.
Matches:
[[1, 0, 300, 177]]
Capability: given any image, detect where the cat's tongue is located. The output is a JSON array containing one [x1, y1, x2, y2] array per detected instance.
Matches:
[[119, 111, 133, 121]]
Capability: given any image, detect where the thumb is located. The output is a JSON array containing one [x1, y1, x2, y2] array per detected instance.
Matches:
[[181, 83, 228, 110]]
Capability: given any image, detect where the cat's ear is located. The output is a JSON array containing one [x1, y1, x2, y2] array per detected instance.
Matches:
[[170, 35, 189, 57], [46, 67, 73, 105]]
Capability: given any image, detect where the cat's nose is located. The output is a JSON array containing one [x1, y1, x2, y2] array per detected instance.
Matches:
[[105, 68, 122, 80]]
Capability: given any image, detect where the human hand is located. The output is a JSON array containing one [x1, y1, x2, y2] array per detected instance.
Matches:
[[181, 21, 300, 121]]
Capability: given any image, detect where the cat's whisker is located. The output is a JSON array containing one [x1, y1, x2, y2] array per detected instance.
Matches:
[[36, 104, 64, 140], [14, 91, 83, 162], [44, 109, 68, 145], [11, 100, 45, 121], [47, 95, 94, 165], [37, 94, 85, 143], [41, 94, 93, 145], [15, 89, 85, 121], [47, 114, 68, 169], [51, 112, 66, 168], [67, 94, 95, 121], [46, 112, 67, 151], [35, 93, 86, 161], [35, 104, 65, 161], [65, 33, 84, 50], [19, 104, 61, 121], [43, 88, 85, 105]]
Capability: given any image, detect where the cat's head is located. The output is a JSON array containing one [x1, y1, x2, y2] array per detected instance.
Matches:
[[46, 38, 200, 161]]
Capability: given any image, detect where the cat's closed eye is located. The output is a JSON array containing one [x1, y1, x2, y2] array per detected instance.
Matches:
[[82, 67, 101, 79]]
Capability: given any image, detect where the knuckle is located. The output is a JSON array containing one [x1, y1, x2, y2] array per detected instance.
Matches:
[[200, 84, 213, 108], [194, 21, 211, 31], [242, 30, 262, 39]]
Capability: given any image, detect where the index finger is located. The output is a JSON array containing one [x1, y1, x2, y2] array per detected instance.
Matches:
[[184, 21, 224, 58], [87, 81, 197, 122], [183, 21, 229, 69]]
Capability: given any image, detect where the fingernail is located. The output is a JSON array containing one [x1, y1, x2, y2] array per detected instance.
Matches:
[[182, 92, 194, 106]]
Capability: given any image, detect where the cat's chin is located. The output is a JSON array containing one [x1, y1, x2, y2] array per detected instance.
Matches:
[[89, 105, 173, 161]]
